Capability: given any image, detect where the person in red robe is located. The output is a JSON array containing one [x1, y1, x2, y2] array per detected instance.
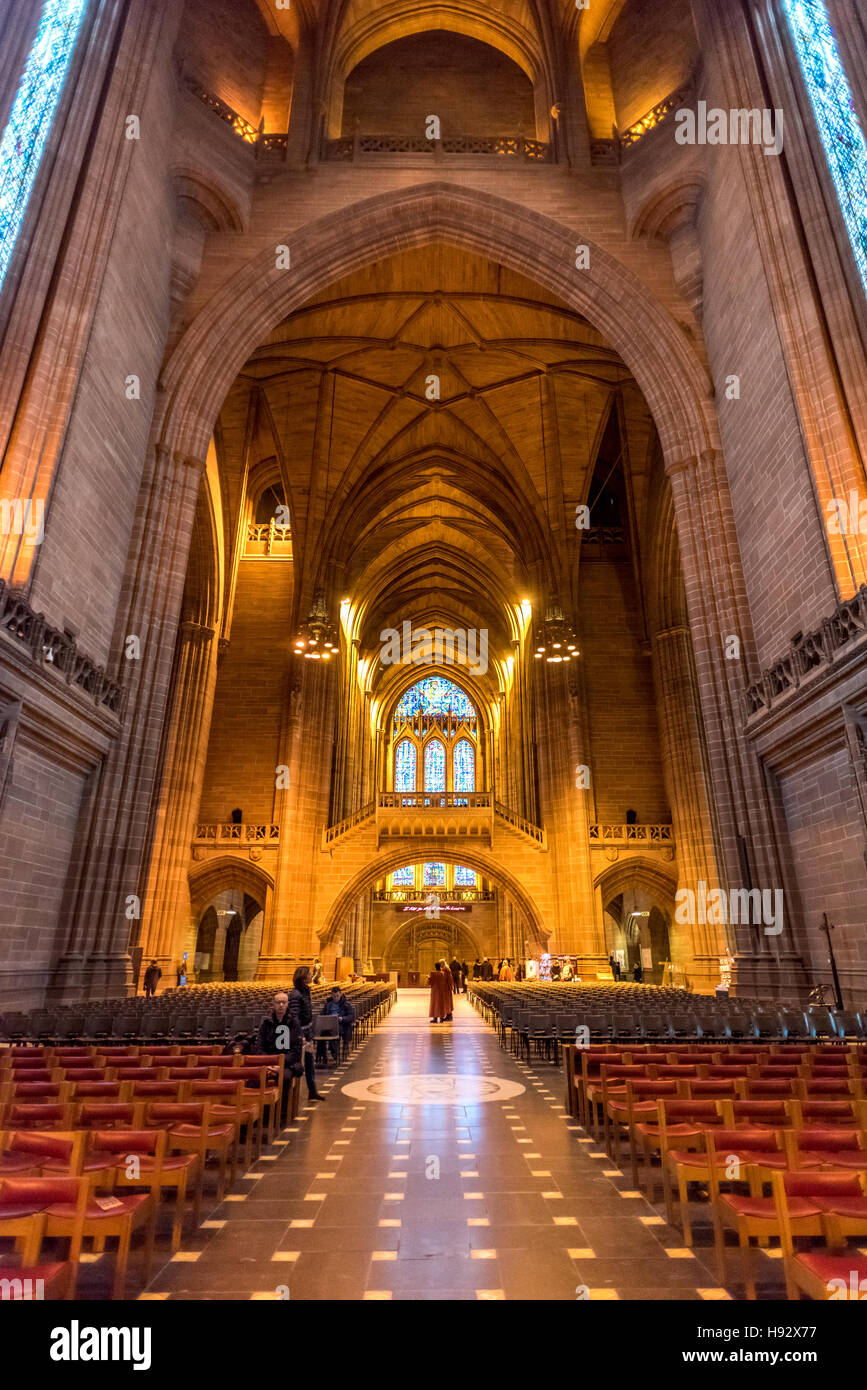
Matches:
[[428, 960, 453, 1022]]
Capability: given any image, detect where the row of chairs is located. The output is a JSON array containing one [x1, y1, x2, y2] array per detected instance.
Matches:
[[563, 1042, 867, 1297], [0, 983, 395, 1046]]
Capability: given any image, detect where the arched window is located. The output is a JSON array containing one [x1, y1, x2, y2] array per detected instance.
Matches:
[[424, 739, 446, 792], [423, 862, 446, 887], [396, 677, 475, 720], [455, 865, 476, 887], [254, 484, 289, 529], [453, 739, 475, 793], [394, 739, 416, 792], [392, 864, 414, 887], [0, 0, 89, 291], [782, 0, 867, 292]]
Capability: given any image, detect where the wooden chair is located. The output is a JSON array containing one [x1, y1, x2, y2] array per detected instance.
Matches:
[[772, 1171, 867, 1300], [0, 1176, 89, 1298], [88, 1128, 201, 1255]]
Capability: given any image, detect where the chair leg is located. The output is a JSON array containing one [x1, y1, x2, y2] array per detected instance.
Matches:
[[142, 1206, 157, 1285], [679, 1173, 692, 1245], [713, 1212, 727, 1285], [170, 1181, 184, 1256], [113, 1225, 131, 1300], [740, 1230, 757, 1300]]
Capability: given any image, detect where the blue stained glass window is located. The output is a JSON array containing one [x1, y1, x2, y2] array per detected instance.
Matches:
[[424, 862, 445, 887], [0, 0, 89, 292], [392, 865, 414, 887], [394, 739, 416, 792], [424, 739, 446, 792], [783, 0, 867, 293], [455, 865, 476, 886], [453, 739, 475, 793], [396, 677, 475, 721]]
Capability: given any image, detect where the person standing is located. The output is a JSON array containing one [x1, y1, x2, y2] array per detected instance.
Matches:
[[481, 957, 493, 981], [428, 960, 451, 1023], [498, 959, 513, 981], [142, 960, 161, 997], [289, 966, 325, 1100], [633, 961, 644, 983], [460, 960, 469, 993], [449, 956, 462, 995], [311, 958, 323, 985], [472, 959, 481, 980], [440, 960, 454, 1020], [609, 953, 621, 982]]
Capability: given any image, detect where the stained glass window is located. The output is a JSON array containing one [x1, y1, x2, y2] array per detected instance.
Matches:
[[0, 0, 90, 292], [396, 677, 476, 721], [424, 862, 445, 887], [455, 865, 476, 886], [392, 865, 414, 887], [424, 739, 446, 792], [394, 738, 416, 792], [782, 0, 867, 293], [453, 739, 475, 793]]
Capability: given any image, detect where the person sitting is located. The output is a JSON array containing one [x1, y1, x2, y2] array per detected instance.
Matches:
[[257, 990, 303, 1124], [317, 985, 354, 1064]]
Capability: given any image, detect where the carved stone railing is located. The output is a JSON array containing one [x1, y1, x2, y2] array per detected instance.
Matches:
[[744, 584, 867, 718], [246, 521, 292, 556], [0, 579, 124, 714], [193, 823, 279, 844], [581, 526, 625, 548], [494, 800, 547, 848], [393, 712, 478, 738], [323, 134, 551, 162], [589, 823, 674, 845], [322, 801, 376, 849], [373, 888, 496, 903], [379, 792, 491, 810], [180, 74, 286, 157], [620, 86, 692, 148], [377, 791, 493, 844]]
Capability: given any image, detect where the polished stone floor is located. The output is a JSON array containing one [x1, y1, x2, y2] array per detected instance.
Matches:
[[118, 991, 751, 1301]]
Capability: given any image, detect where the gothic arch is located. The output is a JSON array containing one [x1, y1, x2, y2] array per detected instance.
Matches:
[[188, 856, 274, 918], [155, 182, 719, 473], [593, 855, 677, 912], [318, 841, 548, 948]]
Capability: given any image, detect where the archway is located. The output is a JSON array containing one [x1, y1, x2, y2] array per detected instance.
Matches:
[[595, 858, 679, 986], [155, 182, 718, 470]]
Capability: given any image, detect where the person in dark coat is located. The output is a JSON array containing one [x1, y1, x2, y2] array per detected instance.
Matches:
[[142, 960, 161, 997], [472, 959, 481, 980], [481, 957, 493, 981], [609, 953, 621, 982], [317, 985, 353, 1063], [460, 960, 469, 994], [289, 966, 324, 1100], [633, 961, 644, 983], [449, 957, 462, 995], [257, 990, 303, 1123]]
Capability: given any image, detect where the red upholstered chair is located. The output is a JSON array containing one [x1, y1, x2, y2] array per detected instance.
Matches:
[[182, 1081, 256, 1177], [772, 1171, 867, 1300], [88, 1128, 201, 1255], [783, 1127, 867, 1173], [1, 1130, 88, 1178], [667, 1126, 786, 1245], [143, 1102, 235, 1205], [608, 1078, 680, 1178], [0, 1176, 89, 1295], [711, 1168, 864, 1298], [42, 1176, 156, 1300], [74, 1101, 143, 1131], [0, 1103, 73, 1131], [648, 1098, 727, 1210]]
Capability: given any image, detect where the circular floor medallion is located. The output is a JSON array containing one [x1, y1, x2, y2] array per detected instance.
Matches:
[[340, 1073, 525, 1104]]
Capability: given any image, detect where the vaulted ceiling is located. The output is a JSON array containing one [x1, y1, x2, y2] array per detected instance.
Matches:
[[213, 243, 660, 671]]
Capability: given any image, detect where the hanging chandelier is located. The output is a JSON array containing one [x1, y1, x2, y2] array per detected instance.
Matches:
[[293, 591, 337, 661], [533, 602, 579, 664]]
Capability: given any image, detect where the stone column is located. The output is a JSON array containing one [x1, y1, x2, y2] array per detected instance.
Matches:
[[138, 619, 218, 979], [653, 623, 726, 989], [49, 444, 206, 1001]]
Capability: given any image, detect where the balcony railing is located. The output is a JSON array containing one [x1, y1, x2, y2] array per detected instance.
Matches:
[[0, 579, 124, 714], [494, 801, 546, 847], [744, 584, 867, 718], [620, 86, 691, 148], [323, 134, 551, 162], [194, 823, 279, 844], [379, 792, 491, 810], [246, 521, 292, 557], [588, 823, 674, 845], [373, 888, 495, 903]]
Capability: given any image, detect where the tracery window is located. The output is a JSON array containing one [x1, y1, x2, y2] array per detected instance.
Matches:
[[423, 739, 446, 792], [395, 677, 475, 721], [453, 740, 475, 793], [391, 678, 480, 793], [782, 0, 867, 293], [394, 739, 416, 792], [455, 865, 476, 887], [0, 0, 89, 291], [423, 862, 446, 887], [391, 864, 414, 887]]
